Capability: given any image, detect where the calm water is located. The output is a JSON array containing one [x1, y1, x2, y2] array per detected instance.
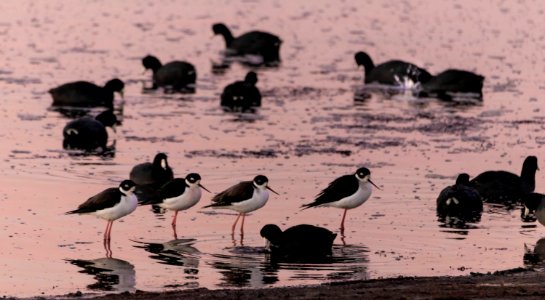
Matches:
[[2, 0, 545, 297]]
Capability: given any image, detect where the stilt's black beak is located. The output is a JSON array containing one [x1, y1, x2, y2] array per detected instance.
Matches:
[[199, 184, 211, 193], [369, 179, 381, 190], [267, 186, 280, 195]]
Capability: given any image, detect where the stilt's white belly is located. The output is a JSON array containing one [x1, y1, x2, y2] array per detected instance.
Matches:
[[324, 183, 372, 209], [160, 188, 202, 211], [230, 189, 269, 213], [94, 194, 138, 221]]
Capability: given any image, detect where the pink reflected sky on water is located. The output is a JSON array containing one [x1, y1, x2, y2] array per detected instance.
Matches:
[[1, 0, 545, 297]]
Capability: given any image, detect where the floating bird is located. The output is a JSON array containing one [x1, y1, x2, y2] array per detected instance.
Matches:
[[436, 173, 483, 219], [203, 175, 279, 236], [418, 69, 485, 101], [66, 180, 137, 241], [212, 23, 282, 64], [62, 110, 117, 151], [142, 55, 196, 92], [521, 193, 545, 224], [301, 167, 379, 232], [129, 153, 174, 187], [470, 156, 538, 205], [260, 224, 336, 258], [220, 71, 261, 111], [141, 173, 210, 238], [49, 78, 124, 108], [354, 51, 431, 86]]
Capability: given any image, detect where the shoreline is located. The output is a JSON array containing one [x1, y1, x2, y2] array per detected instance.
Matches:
[[60, 268, 545, 299]]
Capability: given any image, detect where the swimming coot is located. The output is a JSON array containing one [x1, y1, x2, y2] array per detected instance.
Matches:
[[50, 78, 124, 108], [220, 71, 261, 111], [63, 110, 117, 151], [470, 156, 538, 205], [260, 224, 336, 257], [142, 55, 196, 92], [418, 69, 484, 101], [354, 51, 431, 86], [212, 23, 282, 64], [436, 173, 483, 219]]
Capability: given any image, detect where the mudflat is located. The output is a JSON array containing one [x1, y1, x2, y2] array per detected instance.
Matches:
[[88, 269, 545, 299]]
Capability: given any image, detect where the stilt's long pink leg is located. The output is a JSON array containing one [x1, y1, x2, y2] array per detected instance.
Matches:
[[231, 213, 242, 234], [104, 221, 113, 240], [340, 209, 348, 233], [171, 211, 178, 227], [240, 213, 246, 235]]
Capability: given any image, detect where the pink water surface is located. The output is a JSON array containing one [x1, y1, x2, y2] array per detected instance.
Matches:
[[1, 0, 545, 297]]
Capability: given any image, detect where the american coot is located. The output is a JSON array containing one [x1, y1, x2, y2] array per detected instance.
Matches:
[[50, 78, 124, 108], [142, 55, 196, 92], [521, 193, 545, 225], [301, 167, 379, 233], [260, 224, 337, 257], [129, 153, 174, 188], [62, 110, 117, 151], [436, 173, 483, 219], [141, 174, 210, 238], [212, 23, 282, 64], [66, 180, 137, 241], [418, 69, 485, 101], [470, 156, 538, 205], [354, 51, 431, 86], [220, 71, 261, 111], [203, 175, 279, 236]]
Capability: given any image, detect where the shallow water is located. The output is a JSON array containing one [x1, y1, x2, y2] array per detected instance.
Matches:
[[2, 0, 545, 297]]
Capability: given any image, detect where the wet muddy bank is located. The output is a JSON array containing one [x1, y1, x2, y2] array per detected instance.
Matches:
[[58, 268, 545, 299]]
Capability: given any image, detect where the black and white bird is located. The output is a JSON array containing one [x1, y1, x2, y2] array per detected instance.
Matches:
[[203, 175, 279, 235], [141, 173, 210, 237], [49, 78, 125, 108], [62, 110, 117, 151], [436, 173, 483, 219], [220, 71, 261, 111], [212, 23, 282, 64], [301, 167, 379, 232], [129, 153, 174, 187], [260, 224, 337, 258], [470, 156, 538, 205], [142, 55, 196, 92], [418, 69, 485, 101], [354, 51, 431, 87], [66, 180, 137, 241]]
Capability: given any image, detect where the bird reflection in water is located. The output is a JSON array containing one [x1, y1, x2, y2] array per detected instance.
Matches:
[[523, 238, 545, 269], [209, 246, 277, 287], [263, 243, 370, 283], [65, 256, 135, 292], [133, 238, 200, 282]]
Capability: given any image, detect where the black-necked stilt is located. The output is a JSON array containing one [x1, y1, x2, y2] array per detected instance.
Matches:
[[49, 78, 124, 108], [220, 71, 261, 111], [301, 167, 379, 232], [203, 175, 279, 236], [354, 51, 431, 86], [129, 153, 174, 187], [260, 224, 336, 258], [66, 180, 137, 241], [212, 23, 282, 64], [418, 69, 485, 101], [436, 173, 482, 219], [141, 173, 210, 238], [62, 110, 117, 151], [521, 193, 545, 224], [470, 156, 538, 205], [142, 55, 196, 92]]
